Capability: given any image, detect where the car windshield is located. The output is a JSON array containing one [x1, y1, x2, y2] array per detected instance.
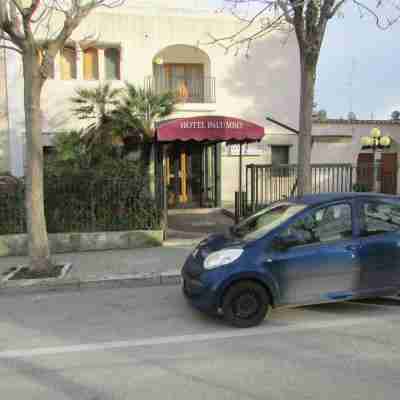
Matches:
[[232, 202, 307, 241]]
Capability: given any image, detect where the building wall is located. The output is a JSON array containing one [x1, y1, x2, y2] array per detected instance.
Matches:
[[311, 121, 400, 165], [0, 48, 9, 173], [6, 2, 301, 205]]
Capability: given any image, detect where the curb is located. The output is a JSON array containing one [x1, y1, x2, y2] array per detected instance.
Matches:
[[163, 238, 203, 247], [0, 270, 182, 296]]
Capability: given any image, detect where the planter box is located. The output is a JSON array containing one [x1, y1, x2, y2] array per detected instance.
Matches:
[[0, 230, 164, 257]]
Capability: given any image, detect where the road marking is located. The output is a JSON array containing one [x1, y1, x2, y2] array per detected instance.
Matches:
[[0, 314, 399, 360]]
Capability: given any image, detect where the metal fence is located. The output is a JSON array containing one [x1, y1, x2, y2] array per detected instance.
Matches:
[[235, 163, 398, 220], [0, 176, 161, 235], [145, 75, 216, 104]]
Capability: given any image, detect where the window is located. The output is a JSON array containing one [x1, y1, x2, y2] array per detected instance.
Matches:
[[83, 47, 99, 80], [105, 48, 121, 80], [271, 145, 289, 176], [281, 203, 352, 247], [271, 145, 289, 165], [360, 202, 400, 236], [232, 202, 307, 241], [60, 46, 77, 80], [155, 63, 204, 102]]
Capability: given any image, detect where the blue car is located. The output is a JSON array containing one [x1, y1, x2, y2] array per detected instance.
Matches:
[[182, 193, 400, 328]]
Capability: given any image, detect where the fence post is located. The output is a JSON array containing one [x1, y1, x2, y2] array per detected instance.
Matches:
[[349, 166, 354, 192], [250, 165, 256, 212]]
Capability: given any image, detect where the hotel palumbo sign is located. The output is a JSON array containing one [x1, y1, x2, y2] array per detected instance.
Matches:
[[157, 116, 265, 142]]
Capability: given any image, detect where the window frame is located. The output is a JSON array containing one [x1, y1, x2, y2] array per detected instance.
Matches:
[[356, 198, 400, 238], [104, 47, 121, 80], [271, 145, 290, 177], [275, 201, 355, 250]]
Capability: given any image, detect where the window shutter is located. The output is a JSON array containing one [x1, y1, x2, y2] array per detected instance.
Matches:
[[84, 48, 99, 80]]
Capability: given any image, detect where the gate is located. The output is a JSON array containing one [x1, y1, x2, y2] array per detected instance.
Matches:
[[237, 163, 354, 219]]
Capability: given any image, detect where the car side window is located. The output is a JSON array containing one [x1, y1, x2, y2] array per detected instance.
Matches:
[[360, 201, 400, 237], [280, 203, 352, 247]]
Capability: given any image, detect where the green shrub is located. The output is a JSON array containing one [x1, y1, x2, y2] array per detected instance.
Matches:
[[0, 160, 161, 235], [353, 183, 369, 192]]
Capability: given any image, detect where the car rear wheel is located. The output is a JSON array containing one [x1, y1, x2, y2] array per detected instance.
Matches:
[[222, 281, 271, 328]]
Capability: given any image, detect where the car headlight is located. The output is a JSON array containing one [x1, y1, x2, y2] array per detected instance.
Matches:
[[204, 249, 243, 270]]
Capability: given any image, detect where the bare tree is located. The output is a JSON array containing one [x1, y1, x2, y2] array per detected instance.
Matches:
[[209, 0, 399, 195], [0, 1, 124, 271]]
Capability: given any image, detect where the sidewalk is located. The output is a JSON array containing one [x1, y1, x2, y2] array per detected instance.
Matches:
[[0, 209, 234, 295], [0, 243, 196, 294]]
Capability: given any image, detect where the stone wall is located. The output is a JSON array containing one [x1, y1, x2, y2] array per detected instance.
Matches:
[[0, 230, 164, 257]]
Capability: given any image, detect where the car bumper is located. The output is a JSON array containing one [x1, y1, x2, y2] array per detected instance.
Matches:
[[181, 257, 220, 313]]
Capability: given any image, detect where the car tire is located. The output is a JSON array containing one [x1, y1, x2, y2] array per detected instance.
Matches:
[[222, 281, 271, 328]]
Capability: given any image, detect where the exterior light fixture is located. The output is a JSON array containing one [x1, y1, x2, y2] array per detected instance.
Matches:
[[154, 57, 164, 65], [361, 128, 392, 151], [360, 127, 393, 192]]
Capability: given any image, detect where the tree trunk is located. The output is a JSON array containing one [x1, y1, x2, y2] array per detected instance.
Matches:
[[23, 49, 52, 271], [297, 56, 317, 196]]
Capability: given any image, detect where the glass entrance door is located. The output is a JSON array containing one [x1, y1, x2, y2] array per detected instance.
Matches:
[[166, 143, 218, 209]]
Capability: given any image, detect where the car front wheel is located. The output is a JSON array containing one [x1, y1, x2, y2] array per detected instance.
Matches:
[[222, 281, 271, 328]]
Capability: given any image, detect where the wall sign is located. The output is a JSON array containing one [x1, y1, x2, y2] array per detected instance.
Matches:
[[157, 116, 265, 142]]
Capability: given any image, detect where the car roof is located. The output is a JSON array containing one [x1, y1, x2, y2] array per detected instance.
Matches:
[[292, 192, 400, 206]]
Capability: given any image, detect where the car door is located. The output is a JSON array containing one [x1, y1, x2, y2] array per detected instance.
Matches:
[[267, 202, 361, 305], [355, 199, 400, 294]]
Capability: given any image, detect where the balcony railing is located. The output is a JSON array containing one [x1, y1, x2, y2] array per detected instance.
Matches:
[[145, 75, 216, 104]]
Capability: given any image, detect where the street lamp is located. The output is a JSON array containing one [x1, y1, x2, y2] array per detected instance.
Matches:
[[360, 128, 392, 192]]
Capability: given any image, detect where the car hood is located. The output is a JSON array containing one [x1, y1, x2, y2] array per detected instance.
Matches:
[[198, 231, 244, 255]]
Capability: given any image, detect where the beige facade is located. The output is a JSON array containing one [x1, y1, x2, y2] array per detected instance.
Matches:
[[311, 120, 400, 165], [3, 1, 301, 203]]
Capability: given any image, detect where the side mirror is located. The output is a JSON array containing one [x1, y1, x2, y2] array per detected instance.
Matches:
[[271, 234, 299, 251]]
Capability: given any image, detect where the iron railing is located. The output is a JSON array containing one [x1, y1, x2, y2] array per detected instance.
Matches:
[[0, 176, 161, 235], [145, 75, 216, 103], [236, 163, 399, 220]]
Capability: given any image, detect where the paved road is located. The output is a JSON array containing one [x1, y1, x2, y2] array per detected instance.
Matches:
[[1, 286, 400, 399]]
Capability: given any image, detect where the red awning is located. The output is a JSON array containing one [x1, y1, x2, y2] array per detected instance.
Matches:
[[157, 116, 265, 143]]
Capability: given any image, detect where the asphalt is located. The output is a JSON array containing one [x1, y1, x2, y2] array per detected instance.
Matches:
[[1, 285, 400, 399]]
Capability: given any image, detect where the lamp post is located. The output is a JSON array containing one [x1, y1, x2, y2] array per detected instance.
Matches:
[[360, 128, 392, 192]]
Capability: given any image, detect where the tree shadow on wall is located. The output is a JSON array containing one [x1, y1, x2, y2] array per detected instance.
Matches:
[[221, 33, 300, 131]]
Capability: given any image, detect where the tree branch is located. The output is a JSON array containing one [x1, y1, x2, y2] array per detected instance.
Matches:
[[205, 3, 285, 47], [328, 0, 347, 18], [25, 0, 42, 20], [277, 0, 294, 24], [351, 0, 399, 29], [9, 1, 24, 16], [0, 43, 23, 54]]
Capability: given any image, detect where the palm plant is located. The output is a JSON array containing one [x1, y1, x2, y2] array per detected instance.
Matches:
[[71, 83, 122, 150], [111, 83, 177, 166]]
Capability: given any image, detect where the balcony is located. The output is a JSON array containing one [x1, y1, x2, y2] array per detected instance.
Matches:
[[145, 75, 216, 104]]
